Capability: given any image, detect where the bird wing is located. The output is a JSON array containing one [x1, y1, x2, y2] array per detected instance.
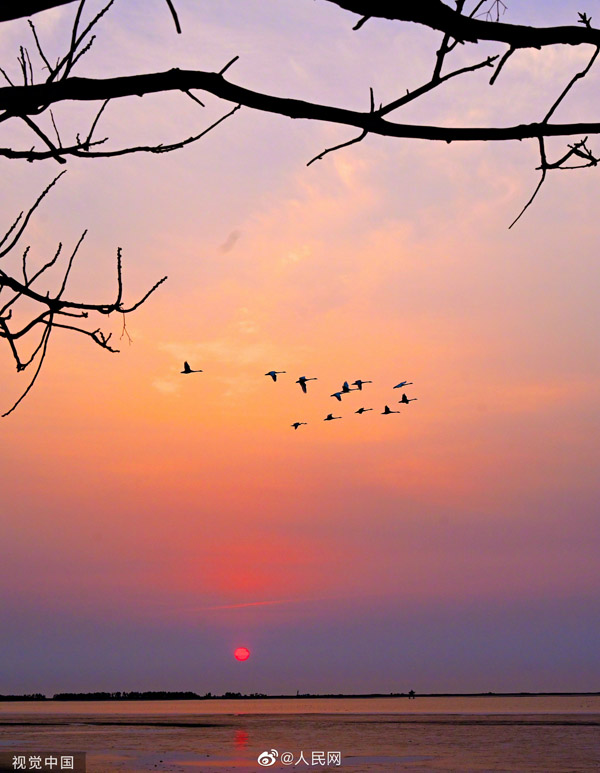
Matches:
[[300, 382, 307, 393]]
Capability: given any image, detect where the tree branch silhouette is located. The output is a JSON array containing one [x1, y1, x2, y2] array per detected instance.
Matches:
[[0, 175, 167, 417], [0, 1, 597, 200], [3, 68, 600, 144]]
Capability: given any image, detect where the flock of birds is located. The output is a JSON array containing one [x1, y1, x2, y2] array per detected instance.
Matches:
[[181, 362, 417, 429]]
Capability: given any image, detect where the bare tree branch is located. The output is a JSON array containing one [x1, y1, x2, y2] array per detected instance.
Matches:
[[0, 178, 167, 416], [509, 137, 547, 229], [1, 324, 51, 417], [0, 2, 77, 23], [3, 68, 600, 148], [0, 172, 65, 258], [489, 45, 514, 85], [164, 0, 181, 35], [377, 54, 498, 117], [48, 0, 114, 83], [352, 16, 371, 31], [28, 20, 52, 73], [61, 0, 86, 81], [325, 1, 600, 49], [543, 45, 600, 123], [307, 128, 368, 166], [0, 103, 241, 161]]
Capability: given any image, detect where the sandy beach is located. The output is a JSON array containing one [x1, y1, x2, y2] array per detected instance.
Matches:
[[1, 696, 598, 772]]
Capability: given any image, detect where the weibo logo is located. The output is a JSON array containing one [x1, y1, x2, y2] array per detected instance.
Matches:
[[257, 749, 279, 766]]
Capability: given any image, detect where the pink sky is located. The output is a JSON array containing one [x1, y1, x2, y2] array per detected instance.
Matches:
[[0, 0, 599, 695]]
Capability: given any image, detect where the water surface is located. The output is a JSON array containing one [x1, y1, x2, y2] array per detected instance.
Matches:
[[1, 696, 598, 771]]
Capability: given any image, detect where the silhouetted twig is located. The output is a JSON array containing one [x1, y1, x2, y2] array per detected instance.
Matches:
[[164, 0, 181, 34], [0, 177, 167, 416]]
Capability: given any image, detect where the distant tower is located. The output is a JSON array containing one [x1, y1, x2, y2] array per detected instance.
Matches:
[[408, 689, 416, 700]]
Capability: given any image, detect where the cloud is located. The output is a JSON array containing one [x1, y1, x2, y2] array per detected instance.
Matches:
[[160, 338, 278, 367], [151, 378, 180, 395], [193, 597, 324, 612]]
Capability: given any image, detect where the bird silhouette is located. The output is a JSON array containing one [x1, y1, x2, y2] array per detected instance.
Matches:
[[265, 370, 286, 381], [393, 380, 413, 389], [291, 422, 307, 430], [296, 376, 317, 393], [382, 405, 400, 415], [324, 413, 341, 421], [341, 380, 357, 393], [355, 407, 373, 414], [181, 361, 202, 374], [331, 391, 343, 401], [352, 379, 372, 390], [399, 393, 418, 404]]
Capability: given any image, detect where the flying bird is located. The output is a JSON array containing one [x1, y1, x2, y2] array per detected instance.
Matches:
[[399, 393, 418, 404], [341, 380, 357, 393], [265, 370, 286, 381], [382, 405, 400, 415], [355, 407, 373, 414], [296, 376, 317, 393], [181, 361, 202, 374], [393, 381, 413, 389], [331, 391, 344, 401], [352, 380, 372, 390], [291, 422, 307, 430], [324, 413, 341, 421]]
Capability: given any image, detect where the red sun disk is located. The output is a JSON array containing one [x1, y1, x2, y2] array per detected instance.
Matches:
[[234, 647, 250, 661]]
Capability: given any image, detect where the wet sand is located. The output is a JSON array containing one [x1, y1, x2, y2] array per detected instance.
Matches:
[[1, 698, 599, 771]]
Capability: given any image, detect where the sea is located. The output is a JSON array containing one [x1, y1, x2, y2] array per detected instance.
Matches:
[[0, 695, 598, 772]]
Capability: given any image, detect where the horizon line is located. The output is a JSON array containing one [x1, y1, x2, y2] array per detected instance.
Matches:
[[2, 690, 599, 701]]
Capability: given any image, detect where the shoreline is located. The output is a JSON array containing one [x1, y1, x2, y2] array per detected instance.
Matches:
[[1, 690, 599, 702]]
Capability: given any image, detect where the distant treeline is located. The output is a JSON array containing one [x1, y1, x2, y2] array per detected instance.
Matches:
[[0, 694, 46, 701], [2, 690, 599, 702], [53, 691, 204, 701], [52, 691, 268, 700]]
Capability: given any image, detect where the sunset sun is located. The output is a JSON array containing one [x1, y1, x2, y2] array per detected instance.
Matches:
[[234, 647, 250, 662]]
